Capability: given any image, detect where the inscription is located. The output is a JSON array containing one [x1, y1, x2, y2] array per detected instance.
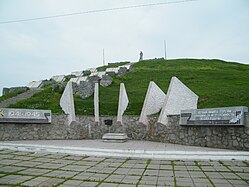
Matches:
[[0, 108, 51, 124], [180, 106, 248, 126]]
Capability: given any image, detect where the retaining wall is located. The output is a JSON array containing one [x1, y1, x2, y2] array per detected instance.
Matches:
[[0, 113, 248, 151]]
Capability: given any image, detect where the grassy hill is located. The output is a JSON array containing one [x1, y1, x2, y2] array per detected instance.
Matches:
[[2, 59, 249, 115]]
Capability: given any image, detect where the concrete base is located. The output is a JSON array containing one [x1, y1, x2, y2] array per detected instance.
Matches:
[[102, 133, 128, 143]]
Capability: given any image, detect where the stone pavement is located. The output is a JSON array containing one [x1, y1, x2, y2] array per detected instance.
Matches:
[[0, 149, 249, 187], [1, 140, 249, 160]]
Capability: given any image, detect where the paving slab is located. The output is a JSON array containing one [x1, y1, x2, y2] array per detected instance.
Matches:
[[0, 143, 249, 187]]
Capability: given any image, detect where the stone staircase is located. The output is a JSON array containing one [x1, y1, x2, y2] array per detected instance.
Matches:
[[0, 89, 43, 108]]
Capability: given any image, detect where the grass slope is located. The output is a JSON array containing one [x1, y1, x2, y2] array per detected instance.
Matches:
[[4, 59, 249, 115]]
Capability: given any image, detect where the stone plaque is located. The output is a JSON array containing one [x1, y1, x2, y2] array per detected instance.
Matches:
[[180, 106, 248, 125], [0, 108, 51, 124]]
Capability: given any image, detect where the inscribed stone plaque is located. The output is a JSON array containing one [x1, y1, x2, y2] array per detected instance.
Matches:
[[0, 108, 51, 124], [158, 76, 198, 125], [180, 106, 248, 125], [139, 81, 166, 125]]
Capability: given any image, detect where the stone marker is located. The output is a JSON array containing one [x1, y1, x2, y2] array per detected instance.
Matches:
[[180, 106, 248, 126], [60, 81, 76, 125], [117, 83, 129, 123], [94, 83, 99, 122], [0, 108, 51, 123], [100, 75, 113, 87], [158, 76, 198, 125], [139, 81, 166, 125]]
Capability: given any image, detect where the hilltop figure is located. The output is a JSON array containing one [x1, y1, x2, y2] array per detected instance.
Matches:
[[139, 51, 143, 61]]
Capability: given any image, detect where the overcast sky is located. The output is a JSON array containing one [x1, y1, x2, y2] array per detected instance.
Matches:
[[0, 0, 249, 96]]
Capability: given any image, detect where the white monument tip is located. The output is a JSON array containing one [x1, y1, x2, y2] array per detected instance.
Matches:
[[117, 83, 129, 123], [139, 81, 166, 125], [158, 76, 198, 125], [60, 81, 76, 125]]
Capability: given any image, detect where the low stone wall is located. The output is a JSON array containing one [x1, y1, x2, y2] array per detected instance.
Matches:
[[0, 113, 248, 151]]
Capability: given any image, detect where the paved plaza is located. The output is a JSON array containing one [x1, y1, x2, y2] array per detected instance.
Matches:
[[0, 149, 249, 187]]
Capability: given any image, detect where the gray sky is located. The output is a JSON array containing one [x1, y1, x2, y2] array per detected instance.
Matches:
[[0, 0, 249, 96]]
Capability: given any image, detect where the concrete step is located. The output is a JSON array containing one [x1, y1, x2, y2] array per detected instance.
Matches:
[[102, 133, 128, 143]]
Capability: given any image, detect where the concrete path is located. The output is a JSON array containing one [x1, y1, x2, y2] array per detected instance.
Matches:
[[0, 88, 42, 108], [0, 140, 249, 161], [0, 149, 249, 187]]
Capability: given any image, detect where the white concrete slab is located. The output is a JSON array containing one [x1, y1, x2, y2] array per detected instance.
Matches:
[[117, 83, 129, 123], [27, 80, 43, 88], [106, 67, 120, 74], [139, 81, 166, 125], [94, 83, 99, 122], [52, 75, 65, 83], [119, 64, 131, 70], [0, 140, 248, 161], [90, 71, 106, 78], [158, 76, 198, 125], [60, 81, 76, 125], [86, 68, 97, 73], [71, 71, 83, 77], [76, 76, 88, 84]]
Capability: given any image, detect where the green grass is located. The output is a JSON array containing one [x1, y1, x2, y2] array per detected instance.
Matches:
[[6, 58, 249, 115]]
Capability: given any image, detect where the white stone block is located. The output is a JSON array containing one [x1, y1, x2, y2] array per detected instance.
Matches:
[[119, 64, 131, 70], [76, 76, 88, 84], [106, 67, 120, 74], [117, 83, 129, 123], [158, 76, 198, 125], [94, 83, 99, 122], [86, 68, 97, 73], [60, 81, 76, 125], [90, 71, 106, 78], [69, 78, 78, 83], [139, 81, 166, 125], [52, 75, 65, 82], [27, 80, 43, 88], [71, 71, 83, 77]]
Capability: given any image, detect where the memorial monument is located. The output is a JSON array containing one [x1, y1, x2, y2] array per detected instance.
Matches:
[[139, 81, 166, 125], [158, 76, 198, 125], [60, 81, 76, 125]]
